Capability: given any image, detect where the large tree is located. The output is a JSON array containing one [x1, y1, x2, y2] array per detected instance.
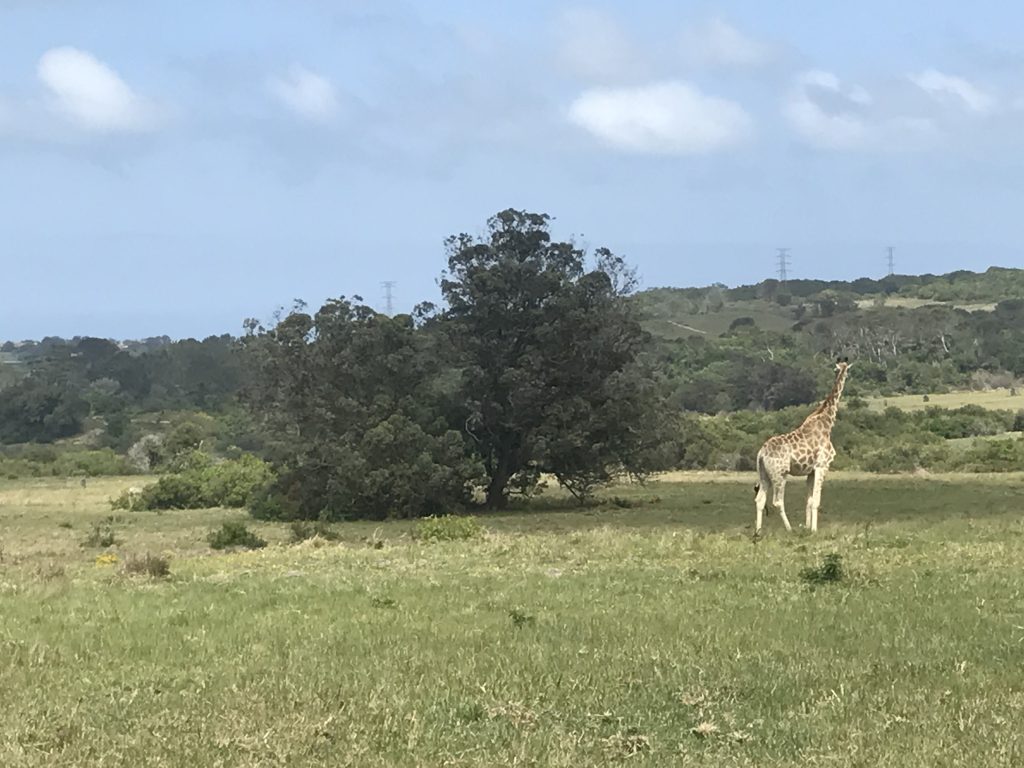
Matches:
[[241, 297, 481, 520], [441, 209, 677, 507]]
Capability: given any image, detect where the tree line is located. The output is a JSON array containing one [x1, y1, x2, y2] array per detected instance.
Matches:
[[4, 212, 1024, 518]]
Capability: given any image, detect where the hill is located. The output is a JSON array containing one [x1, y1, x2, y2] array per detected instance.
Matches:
[[2, 265, 1024, 477]]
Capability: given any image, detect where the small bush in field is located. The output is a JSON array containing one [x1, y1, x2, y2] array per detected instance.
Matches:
[[81, 521, 118, 548], [414, 514, 483, 542], [289, 520, 339, 542], [137, 474, 207, 510], [121, 553, 171, 578], [800, 552, 845, 585], [208, 521, 266, 550]]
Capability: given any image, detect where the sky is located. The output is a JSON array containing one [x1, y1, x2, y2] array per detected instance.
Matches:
[[3, 0, 1024, 340]]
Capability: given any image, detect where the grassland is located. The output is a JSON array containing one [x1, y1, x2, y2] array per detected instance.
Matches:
[[866, 387, 1024, 412], [638, 296, 798, 339], [854, 297, 997, 312], [3, 475, 1024, 766]]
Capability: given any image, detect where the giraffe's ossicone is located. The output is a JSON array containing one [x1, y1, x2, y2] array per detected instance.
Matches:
[[754, 358, 851, 534]]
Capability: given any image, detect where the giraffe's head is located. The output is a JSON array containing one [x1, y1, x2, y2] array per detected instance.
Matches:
[[834, 356, 851, 376]]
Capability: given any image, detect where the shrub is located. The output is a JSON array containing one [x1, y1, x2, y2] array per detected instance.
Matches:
[[289, 519, 340, 542], [208, 521, 266, 550], [137, 474, 207, 510], [957, 438, 1024, 472], [121, 553, 171, 578], [800, 553, 845, 585], [0, 448, 132, 479], [54, 448, 131, 477], [202, 453, 273, 507], [112, 453, 273, 511], [414, 514, 484, 542], [81, 521, 118, 548], [127, 434, 165, 473]]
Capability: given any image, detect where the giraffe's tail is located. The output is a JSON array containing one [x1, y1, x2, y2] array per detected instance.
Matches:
[[754, 452, 768, 496]]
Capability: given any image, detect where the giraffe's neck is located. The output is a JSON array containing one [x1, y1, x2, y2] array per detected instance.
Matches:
[[813, 370, 847, 429]]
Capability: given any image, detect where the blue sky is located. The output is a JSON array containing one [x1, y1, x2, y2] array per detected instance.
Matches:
[[3, 0, 1024, 339]]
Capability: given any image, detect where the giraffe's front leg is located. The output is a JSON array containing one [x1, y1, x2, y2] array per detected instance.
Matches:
[[754, 482, 767, 534], [809, 468, 827, 532], [805, 471, 816, 529]]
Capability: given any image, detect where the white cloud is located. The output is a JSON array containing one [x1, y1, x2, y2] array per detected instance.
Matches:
[[784, 70, 935, 151], [568, 81, 752, 155], [784, 70, 870, 150], [680, 17, 772, 68], [267, 65, 340, 122], [555, 8, 646, 82], [37, 47, 156, 133], [909, 69, 996, 115]]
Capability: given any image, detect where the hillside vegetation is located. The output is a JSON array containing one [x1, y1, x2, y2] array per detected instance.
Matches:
[[3, 229, 1024, 515]]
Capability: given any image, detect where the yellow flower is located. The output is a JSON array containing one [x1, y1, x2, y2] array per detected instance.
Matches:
[[95, 553, 118, 566]]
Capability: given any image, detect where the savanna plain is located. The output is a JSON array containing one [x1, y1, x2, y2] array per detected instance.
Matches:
[[2, 473, 1024, 767]]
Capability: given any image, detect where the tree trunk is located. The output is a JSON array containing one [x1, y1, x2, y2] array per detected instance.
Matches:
[[485, 455, 513, 509]]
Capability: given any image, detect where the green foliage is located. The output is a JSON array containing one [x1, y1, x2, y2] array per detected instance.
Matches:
[[800, 553, 845, 585], [80, 521, 118, 548], [113, 453, 273, 511], [957, 438, 1024, 472], [674, 403, 1022, 473], [414, 514, 484, 542], [0, 447, 131, 479], [207, 521, 266, 550], [0, 335, 244, 448], [0, 374, 89, 443], [133, 474, 208, 510], [242, 297, 482, 521], [441, 209, 676, 507]]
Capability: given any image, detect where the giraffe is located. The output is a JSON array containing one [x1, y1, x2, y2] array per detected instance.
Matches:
[[754, 358, 851, 534]]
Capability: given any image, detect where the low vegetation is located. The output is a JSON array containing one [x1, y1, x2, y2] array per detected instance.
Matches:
[[110, 452, 271, 511], [207, 520, 267, 550], [2, 474, 1023, 766]]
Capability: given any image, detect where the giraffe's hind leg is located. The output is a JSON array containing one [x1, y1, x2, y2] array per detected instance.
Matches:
[[772, 477, 792, 531], [754, 481, 768, 533]]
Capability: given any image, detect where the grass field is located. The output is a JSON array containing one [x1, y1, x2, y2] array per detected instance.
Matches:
[[866, 387, 1024, 412], [855, 297, 997, 312], [3, 475, 1024, 766], [640, 298, 798, 339]]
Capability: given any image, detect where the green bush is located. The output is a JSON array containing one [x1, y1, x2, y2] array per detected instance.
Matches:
[[81, 521, 118, 548], [136, 474, 207, 509], [0, 448, 132, 479], [800, 553, 845, 585], [207, 521, 266, 550], [956, 438, 1024, 472], [202, 453, 273, 507], [414, 514, 484, 542], [860, 441, 950, 474], [250, 417, 480, 521], [111, 453, 273, 511]]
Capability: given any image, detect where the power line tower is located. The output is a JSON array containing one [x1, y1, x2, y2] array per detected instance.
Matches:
[[776, 248, 791, 283], [886, 246, 895, 276], [381, 281, 396, 315]]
